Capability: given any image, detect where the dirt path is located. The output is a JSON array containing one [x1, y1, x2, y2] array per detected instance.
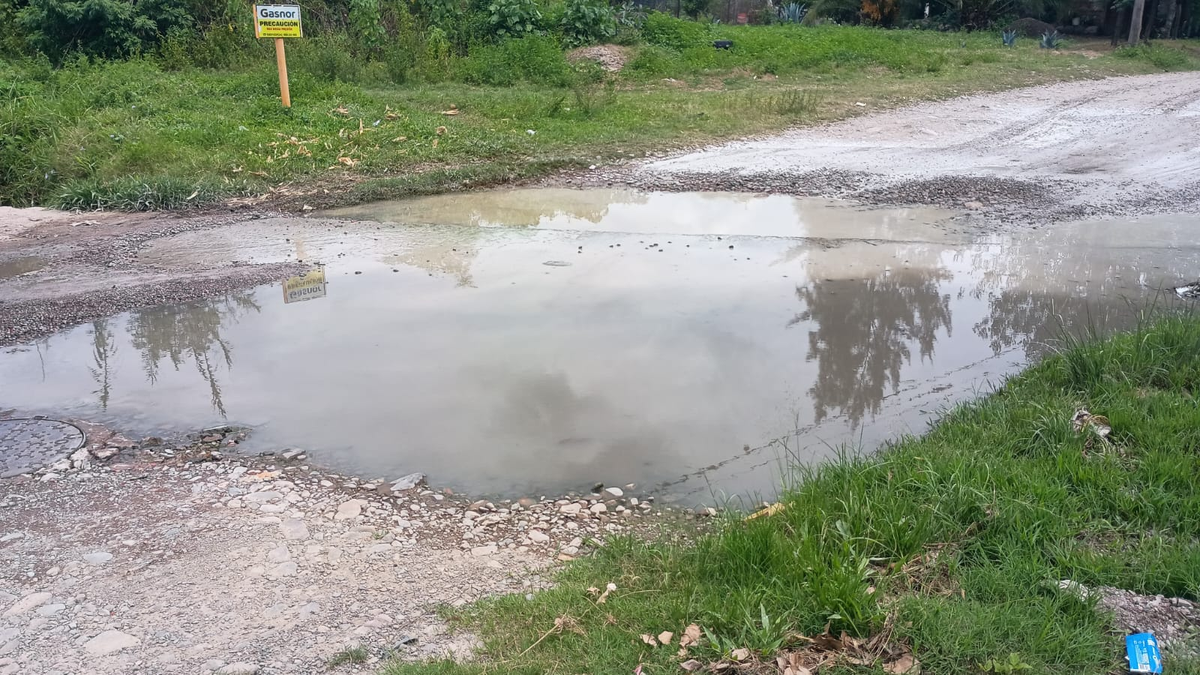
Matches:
[[0, 423, 661, 674], [580, 71, 1200, 224]]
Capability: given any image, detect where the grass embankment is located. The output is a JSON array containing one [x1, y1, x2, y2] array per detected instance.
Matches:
[[2, 26, 1198, 211], [385, 314, 1200, 675]]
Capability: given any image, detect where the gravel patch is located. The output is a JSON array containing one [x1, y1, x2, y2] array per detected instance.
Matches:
[[0, 422, 685, 675]]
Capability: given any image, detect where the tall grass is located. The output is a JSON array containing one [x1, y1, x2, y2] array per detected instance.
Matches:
[[384, 313, 1200, 675]]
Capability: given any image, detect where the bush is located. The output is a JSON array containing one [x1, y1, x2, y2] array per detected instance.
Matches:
[[641, 11, 709, 50], [626, 43, 683, 75], [349, 0, 387, 53], [456, 34, 572, 85], [17, 0, 202, 63], [481, 0, 543, 40], [560, 0, 617, 48]]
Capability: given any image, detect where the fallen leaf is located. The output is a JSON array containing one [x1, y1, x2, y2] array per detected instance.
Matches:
[[810, 629, 843, 652], [731, 647, 750, 661], [249, 170, 268, 177], [185, 190, 199, 201], [333, 105, 349, 115], [657, 631, 673, 646], [337, 156, 357, 167], [884, 653, 918, 674], [680, 660, 703, 672], [679, 624, 701, 648], [441, 109, 460, 115], [640, 634, 658, 647], [597, 582, 616, 604], [784, 668, 813, 675], [586, 587, 600, 596], [432, 138, 439, 149], [436, 126, 447, 135], [391, 136, 407, 142]]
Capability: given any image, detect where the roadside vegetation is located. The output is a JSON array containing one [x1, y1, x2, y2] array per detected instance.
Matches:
[[374, 312, 1200, 674], [2, 0, 1199, 210]]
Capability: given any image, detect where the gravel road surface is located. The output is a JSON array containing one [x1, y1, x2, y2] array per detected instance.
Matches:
[[586, 71, 1200, 223]]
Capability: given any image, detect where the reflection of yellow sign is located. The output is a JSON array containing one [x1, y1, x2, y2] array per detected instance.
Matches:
[[283, 269, 326, 304], [254, 5, 303, 38]]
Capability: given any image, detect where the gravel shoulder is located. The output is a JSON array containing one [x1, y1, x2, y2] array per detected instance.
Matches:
[[562, 71, 1200, 226], [0, 423, 671, 675]]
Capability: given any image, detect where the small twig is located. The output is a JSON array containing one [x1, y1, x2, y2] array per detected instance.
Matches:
[[515, 623, 561, 660]]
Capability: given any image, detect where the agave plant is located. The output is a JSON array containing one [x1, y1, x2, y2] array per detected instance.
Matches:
[[1040, 30, 1061, 49], [778, 2, 808, 23], [1002, 29, 1017, 46]]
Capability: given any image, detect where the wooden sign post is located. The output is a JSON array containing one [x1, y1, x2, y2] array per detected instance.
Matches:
[[253, 5, 303, 108]]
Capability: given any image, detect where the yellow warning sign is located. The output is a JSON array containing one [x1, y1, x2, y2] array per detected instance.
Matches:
[[255, 5, 303, 39], [282, 269, 326, 304]]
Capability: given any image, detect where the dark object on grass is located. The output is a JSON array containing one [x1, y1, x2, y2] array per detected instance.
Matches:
[[713, 40, 733, 49]]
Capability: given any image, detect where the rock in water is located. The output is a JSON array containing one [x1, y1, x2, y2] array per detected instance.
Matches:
[[390, 473, 426, 491]]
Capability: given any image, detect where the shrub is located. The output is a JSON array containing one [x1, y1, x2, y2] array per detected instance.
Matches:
[[560, 0, 616, 48], [17, 0, 202, 62], [482, 0, 543, 40], [626, 43, 682, 75], [641, 12, 708, 50], [456, 34, 572, 85], [349, 0, 387, 53], [681, 0, 710, 18]]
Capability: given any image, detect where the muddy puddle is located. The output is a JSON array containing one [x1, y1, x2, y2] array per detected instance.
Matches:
[[0, 256, 46, 280], [1, 190, 1197, 501]]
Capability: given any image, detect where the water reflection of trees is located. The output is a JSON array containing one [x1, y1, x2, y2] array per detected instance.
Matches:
[[126, 292, 261, 417], [88, 320, 116, 410], [964, 246, 1170, 359], [790, 267, 953, 426]]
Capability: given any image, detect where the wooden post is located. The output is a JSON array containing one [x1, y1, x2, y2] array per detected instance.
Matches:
[[274, 38, 291, 108]]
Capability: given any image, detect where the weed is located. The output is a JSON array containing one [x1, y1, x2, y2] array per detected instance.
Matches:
[[979, 653, 1034, 673], [326, 646, 369, 668], [770, 89, 819, 116], [1116, 43, 1193, 70]]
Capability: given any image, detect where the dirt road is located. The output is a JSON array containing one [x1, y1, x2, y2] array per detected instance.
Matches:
[[609, 71, 1200, 222]]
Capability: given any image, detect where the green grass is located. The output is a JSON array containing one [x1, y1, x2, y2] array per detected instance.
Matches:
[[382, 313, 1200, 675], [328, 645, 371, 668], [2, 26, 1198, 210]]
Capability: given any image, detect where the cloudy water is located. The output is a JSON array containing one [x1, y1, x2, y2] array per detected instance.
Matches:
[[1, 190, 1196, 501]]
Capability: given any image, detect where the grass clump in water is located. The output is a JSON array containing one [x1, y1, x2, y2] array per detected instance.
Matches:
[[383, 313, 1200, 675]]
